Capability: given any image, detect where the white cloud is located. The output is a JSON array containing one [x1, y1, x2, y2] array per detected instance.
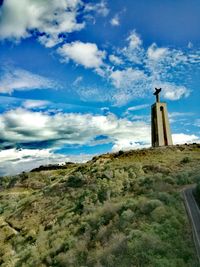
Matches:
[[168, 112, 194, 124], [84, 1, 109, 17], [172, 133, 199, 144], [0, 0, 84, 47], [188, 42, 193, 49], [0, 148, 54, 164], [110, 14, 120, 26], [0, 108, 199, 175], [109, 54, 123, 65], [110, 68, 146, 89], [147, 43, 168, 61], [195, 119, 200, 127], [0, 107, 151, 173], [127, 104, 150, 112], [158, 83, 190, 100], [77, 86, 109, 102], [169, 112, 194, 118], [0, 148, 92, 176], [58, 41, 106, 68], [109, 67, 150, 106], [0, 108, 151, 149], [187, 53, 200, 64], [112, 140, 149, 152], [0, 68, 57, 94], [73, 76, 83, 86], [127, 114, 150, 122], [127, 31, 142, 49], [101, 107, 110, 113], [23, 100, 50, 109], [120, 30, 144, 65], [106, 30, 198, 105]]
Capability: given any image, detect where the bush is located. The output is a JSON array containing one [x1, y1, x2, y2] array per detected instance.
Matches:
[[118, 150, 124, 156], [128, 232, 164, 266], [163, 176, 175, 185], [139, 199, 163, 215], [180, 157, 191, 164], [67, 172, 85, 188], [151, 206, 168, 223], [157, 192, 173, 205], [176, 172, 191, 185], [121, 209, 134, 222]]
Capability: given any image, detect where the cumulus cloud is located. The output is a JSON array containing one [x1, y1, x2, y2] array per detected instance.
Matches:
[[0, 148, 92, 176], [58, 41, 106, 68], [172, 133, 199, 144], [0, 68, 57, 94], [0, 148, 57, 165], [0, 108, 151, 150], [0, 108, 199, 175], [0, 106, 151, 174], [112, 140, 149, 152], [0, 0, 84, 47]]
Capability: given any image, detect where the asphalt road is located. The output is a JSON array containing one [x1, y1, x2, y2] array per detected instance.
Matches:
[[183, 187, 200, 263]]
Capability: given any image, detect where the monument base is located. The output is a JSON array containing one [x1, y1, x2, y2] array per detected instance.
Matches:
[[151, 102, 173, 147]]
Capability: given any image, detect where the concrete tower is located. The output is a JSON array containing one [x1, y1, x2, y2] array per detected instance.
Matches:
[[151, 88, 173, 147]]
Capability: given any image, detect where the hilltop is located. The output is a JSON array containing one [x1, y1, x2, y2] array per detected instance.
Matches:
[[1, 144, 200, 267]]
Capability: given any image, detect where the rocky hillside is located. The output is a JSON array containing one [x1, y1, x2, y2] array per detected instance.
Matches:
[[1, 144, 200, 267]]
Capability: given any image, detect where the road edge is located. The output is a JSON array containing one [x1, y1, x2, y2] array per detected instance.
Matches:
[[182, 188, 200, 264]]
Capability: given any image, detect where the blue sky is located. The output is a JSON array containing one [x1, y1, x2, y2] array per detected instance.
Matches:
[[0, 0, 199, 176]]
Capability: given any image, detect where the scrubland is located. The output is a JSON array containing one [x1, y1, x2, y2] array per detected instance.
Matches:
[[0, 144, 200, 267]]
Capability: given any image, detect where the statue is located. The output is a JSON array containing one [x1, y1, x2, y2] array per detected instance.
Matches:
[[153, 88, 161, 102]]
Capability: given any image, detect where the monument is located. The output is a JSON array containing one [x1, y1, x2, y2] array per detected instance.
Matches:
[[151, 88, 173, 147]]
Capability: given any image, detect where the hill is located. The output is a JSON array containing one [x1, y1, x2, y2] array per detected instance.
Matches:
[[0, 144, 200, 267]]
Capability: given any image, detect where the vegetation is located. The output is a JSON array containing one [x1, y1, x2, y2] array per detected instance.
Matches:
[[0, 144, 200, 266]]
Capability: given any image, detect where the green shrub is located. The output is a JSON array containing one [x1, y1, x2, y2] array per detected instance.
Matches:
[[163, 176, 175, 185], [151, 206, 168, 223], [67, 172, 85, 188], [156, 192, 173, 205], [180, 157, 191, 164], [127, 232, 164, 266], [176, 172, 191, 185], [139, 199, 163, 215], [121, 209, 134, 222]]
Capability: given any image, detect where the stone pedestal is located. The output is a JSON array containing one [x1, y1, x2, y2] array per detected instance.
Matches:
[[151, 102, 173, 147]]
